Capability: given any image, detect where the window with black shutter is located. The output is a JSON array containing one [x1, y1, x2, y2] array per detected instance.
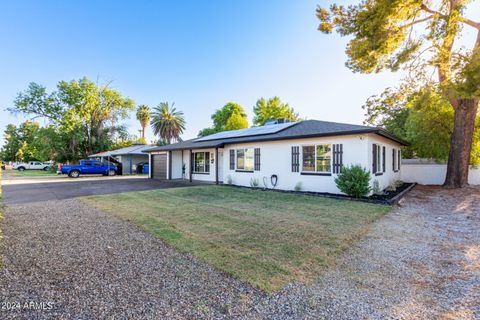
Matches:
[[291, 146, 299, 172], [332, 144, 343, 174], [398, 150, 401, 170], [372, 143, 377, 173], [382, 146, 386, 173], [392, 149, 396, 171], [229, 149, 235, 170], [254, 148, 261, 171]]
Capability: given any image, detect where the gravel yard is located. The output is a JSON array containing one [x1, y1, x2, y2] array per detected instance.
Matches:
[[0, 185, 478, 319]]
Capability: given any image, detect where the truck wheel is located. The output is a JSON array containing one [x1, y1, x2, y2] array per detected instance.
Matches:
[[68, 170, 80, 178], [108, 169, 116, 176], [43, 167, 49, 171], [18, 167, 25, 171]]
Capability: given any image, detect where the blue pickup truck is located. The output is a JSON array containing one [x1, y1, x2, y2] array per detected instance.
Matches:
[[59, 160, 118, 178]]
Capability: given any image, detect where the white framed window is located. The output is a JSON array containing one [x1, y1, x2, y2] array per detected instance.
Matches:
[[236, 148, 254, 171], [302, 144, 332, 173], [373, 144, 385, 174], [193, 152, 209, 173]]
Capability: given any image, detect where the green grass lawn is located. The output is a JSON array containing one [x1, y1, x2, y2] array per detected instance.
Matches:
[[82, 186, 390, 291], [13, 170, 58, 177]]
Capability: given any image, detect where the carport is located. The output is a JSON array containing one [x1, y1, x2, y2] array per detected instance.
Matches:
[[89, 144, 152, 175]]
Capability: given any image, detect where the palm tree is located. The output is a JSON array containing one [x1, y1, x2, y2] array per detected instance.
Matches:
[[151, 102, 186, 144], [136, 105, 151, 140]]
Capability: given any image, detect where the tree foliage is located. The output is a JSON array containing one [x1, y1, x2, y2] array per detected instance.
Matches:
[[253, 97, 299, 126], [151, 102, 186, 144], [198, 102, 248, 137], [0, 124, 21, 161], [136, 105, 151, 140], [364, 85, 480, 164], [6, 77, 135, 162], [318, 0, 480, 187]]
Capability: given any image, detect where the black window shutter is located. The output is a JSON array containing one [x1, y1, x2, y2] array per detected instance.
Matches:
[[254, 148, 261, 171], [398, 150, 401, 170], [382, 146, 386, 172], [291, 146, 299, 172], [372, 144, 377, 173], [205, 152, 210, 172], [392, 149, 396, 171], [229, 150, 235, 170], [332, 144, 343, 174]]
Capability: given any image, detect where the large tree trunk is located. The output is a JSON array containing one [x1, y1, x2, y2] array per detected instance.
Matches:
[[444, 98, 478, 187]]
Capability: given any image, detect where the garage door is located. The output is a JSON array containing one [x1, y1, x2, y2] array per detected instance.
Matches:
[[151, 154, 167, 179]]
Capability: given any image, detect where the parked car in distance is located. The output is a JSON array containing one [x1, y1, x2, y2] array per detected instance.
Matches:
[[59, 160, 118, 178], [13, 161, 50, 171]]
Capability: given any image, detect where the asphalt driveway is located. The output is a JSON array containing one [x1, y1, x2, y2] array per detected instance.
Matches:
[[1, 171, 204, 205]]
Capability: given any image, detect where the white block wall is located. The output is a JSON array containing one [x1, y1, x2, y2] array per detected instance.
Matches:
[[401, 163, 480, 185]]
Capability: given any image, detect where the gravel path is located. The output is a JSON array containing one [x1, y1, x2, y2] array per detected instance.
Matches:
[[0, 186, 478, 319]]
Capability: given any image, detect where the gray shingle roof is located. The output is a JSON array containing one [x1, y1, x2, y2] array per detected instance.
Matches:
[[144, 120, 408, 152], [90, 144, 153, 157]]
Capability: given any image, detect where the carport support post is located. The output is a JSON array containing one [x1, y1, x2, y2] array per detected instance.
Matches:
[[189, 149, 193, 182], [215, 148, 219, 185]]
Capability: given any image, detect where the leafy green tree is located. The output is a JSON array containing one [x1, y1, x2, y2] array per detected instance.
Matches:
[[16, 121, 40, 161], [198, 102, 248, 137], [211, 102, 248, 131], [317, 1, 480, 187], [364, 85, 480, 164], [151, 102, 186, 144], [197, 127, 218, 137], [155, 138, 168, 146], [253, 97, 299, 126], [9, 77, 134, 161], [0, 124, 21, 161], [225, 112, 248, 131], [136, 105, 151, 140]]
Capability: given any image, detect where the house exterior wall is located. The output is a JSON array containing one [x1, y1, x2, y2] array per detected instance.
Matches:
[[222, 134, 373, 194], [365, 134, 403, 191], [170, 150, 184, 179], [168, 148, 219, 182], [157, 134, 404, 194]]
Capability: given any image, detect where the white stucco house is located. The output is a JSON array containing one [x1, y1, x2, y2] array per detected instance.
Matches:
[[145, 119, 407, 194]]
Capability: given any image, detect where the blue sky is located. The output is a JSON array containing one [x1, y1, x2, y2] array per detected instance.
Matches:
[[1, 1, 479, 146]]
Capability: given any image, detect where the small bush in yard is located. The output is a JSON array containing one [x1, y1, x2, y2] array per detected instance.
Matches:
[[334, 165, 371, 198], [249, 178, 259, 188], [47, 164, 58, 173]]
